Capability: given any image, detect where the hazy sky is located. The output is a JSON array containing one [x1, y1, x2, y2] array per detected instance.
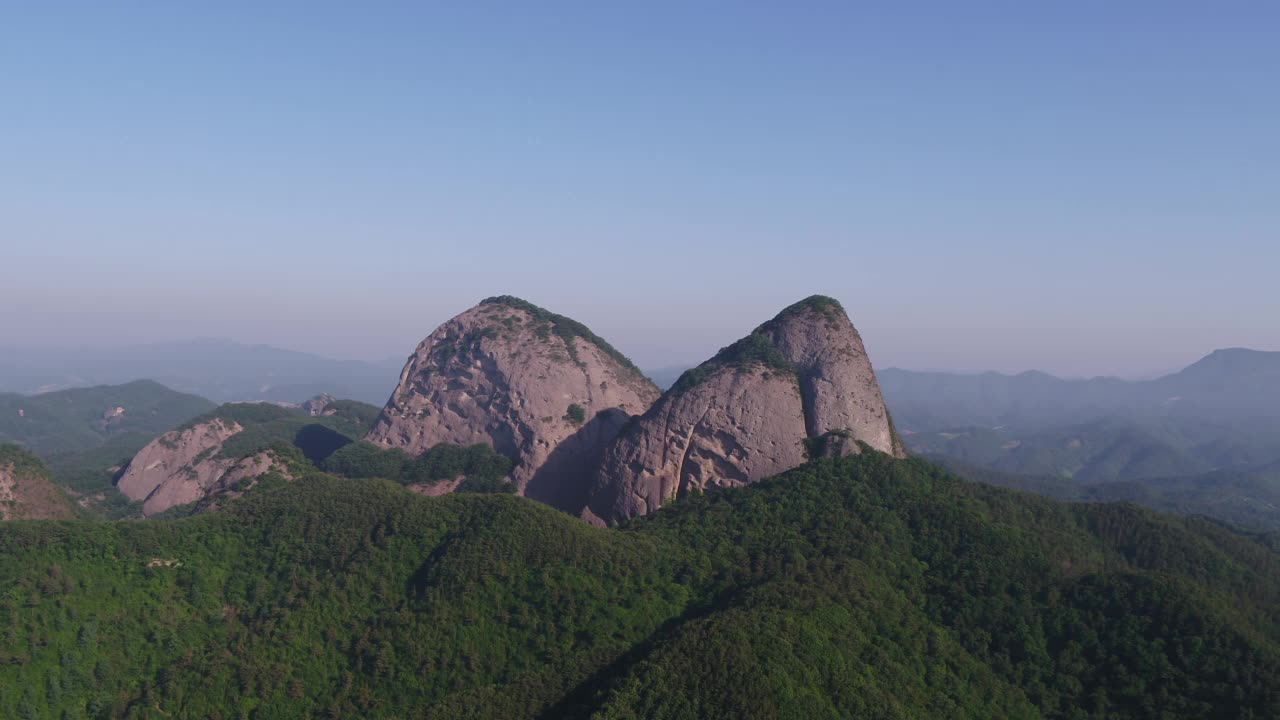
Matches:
[[3, 2, 1277, 377]]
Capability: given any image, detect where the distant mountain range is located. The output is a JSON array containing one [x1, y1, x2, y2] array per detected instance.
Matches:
[[879, 349, 1280, 529], [880, 348, 1280, 470], [0, 339, 403, 405], [880, 348, 1280, 435]]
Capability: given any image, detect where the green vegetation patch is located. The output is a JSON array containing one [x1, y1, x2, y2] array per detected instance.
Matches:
[[672, 332, 796, 394], [322, 441, 514, 490], [753, 294, 847, 334], [564, 403, 586, 425], [322, 400, 382, 428], [179, 402, 297, 431]]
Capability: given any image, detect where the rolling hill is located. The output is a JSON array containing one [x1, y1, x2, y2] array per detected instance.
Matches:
[[0, 380, 215, 457], [2, 452, 1278, 718]]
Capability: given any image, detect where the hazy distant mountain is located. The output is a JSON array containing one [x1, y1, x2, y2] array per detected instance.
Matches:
[[0, 339, 402, 405], [881, 349, 1280, 516], [880, 348, 1280, 435]]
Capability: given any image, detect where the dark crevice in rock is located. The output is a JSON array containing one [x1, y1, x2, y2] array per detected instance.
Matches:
[[675, 406, 714, 502]]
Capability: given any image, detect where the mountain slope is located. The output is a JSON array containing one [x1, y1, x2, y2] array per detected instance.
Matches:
[[0, 445, 76, 521], [5, 453, 1274, 717], [367, 296, 661, 512]]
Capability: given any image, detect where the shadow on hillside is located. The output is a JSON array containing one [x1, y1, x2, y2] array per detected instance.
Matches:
[[294, 424, 354, 464], [524, 408, 630, 514]]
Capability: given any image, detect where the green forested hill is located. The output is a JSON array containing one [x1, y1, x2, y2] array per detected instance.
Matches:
[[2, 453, 1278, 719], [0, 381, 215, 456]]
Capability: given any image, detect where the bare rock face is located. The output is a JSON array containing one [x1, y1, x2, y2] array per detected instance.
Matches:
[[581, 365, 807, 525], [0, 447, 75, 521], [756, 296, 904, 458], [405, 478, 463, 497], [192, 451, 291, 514], [366, 296, 661, 511], [115, 418, 248, 516], [584, 296, 903, 526], [302, 394, 337, 416]]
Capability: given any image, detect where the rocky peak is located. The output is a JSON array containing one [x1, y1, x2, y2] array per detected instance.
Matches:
[[755, 296, 902, 456], [365, 297, 661, 512], [113, 416, 297, 518], [115, 418, 246, 516], [582, 295, 902, 526]]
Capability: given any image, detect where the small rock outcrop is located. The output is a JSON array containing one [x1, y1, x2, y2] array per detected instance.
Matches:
[[0, 445, 76, 521], [115, 400, 367, 517], [115, 418, 246, 516], [366, 296, 661, 511], [302, 394, 337, 416], [583, 296, 903, 526], [192, 451, 291, 513]]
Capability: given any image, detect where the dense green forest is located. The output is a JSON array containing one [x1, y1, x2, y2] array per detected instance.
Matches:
[[321, 441, 514, 492], [3, 451, 1279, 718]]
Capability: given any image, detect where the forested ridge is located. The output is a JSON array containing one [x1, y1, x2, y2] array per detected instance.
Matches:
[[2, 451, 1279, 719]]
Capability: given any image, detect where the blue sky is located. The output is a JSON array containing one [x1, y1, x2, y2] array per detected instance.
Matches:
[[2, 2, 1277, 376]]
